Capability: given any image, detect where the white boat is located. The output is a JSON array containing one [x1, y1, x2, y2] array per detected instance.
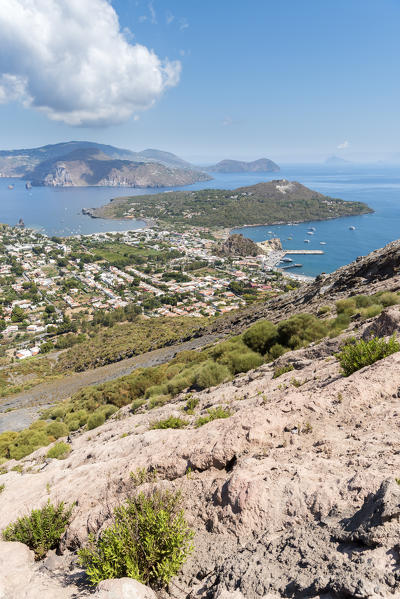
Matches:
[[349, 226, 356, 230], [282, 257, 293, 263], [304, 239, 310, 243], [307, 231, 314, 235], [320, 241, 326, 245]]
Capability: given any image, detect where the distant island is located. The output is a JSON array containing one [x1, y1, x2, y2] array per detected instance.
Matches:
[[206, 157, 280, 173], [86, 179, 373, 229], [325, 155, 352, 165], [0, 141, 211, 188]]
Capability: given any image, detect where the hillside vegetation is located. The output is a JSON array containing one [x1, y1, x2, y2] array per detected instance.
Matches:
[[92, 180, 372, 228]]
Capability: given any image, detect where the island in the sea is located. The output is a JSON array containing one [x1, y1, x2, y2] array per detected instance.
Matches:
[[0, 141, 211, 188], [85, 179, 373, 229], [206, 157, 280, 173]]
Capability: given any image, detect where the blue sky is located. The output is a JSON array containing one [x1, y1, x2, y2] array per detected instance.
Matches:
[[0, 0, 400, 162]]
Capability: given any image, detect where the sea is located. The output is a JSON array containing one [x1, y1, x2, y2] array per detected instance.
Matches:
[[1, 164, 400, 277]]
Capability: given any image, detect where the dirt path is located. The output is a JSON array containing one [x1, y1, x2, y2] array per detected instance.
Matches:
[[0, 334, 219, 433]]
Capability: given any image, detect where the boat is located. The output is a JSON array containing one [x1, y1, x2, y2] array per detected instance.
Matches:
[[320, 241, 326, 245], [304, 239, 310, 243], [309, 227, 316, 231], [287, 236, 293, 240], [349, 226, 356, 230], [282, 257, 293, 263], [294, 264, 302, 268], [8, 184, 14, 190], [25, 181, 32, 189], [307, 231, 314, 235]]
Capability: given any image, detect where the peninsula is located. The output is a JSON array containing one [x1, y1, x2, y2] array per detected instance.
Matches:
[[86, 179, 373, 229]]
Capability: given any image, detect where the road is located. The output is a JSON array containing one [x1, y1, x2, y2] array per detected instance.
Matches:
[[0, 334, 220, 433]]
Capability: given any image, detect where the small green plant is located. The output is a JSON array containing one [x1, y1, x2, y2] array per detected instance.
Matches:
[[46, 442, 70, 460], [0, 484, 4, 494], [130, 467, 158, 487], [302, 422, 313, 434], [195, 406, 232, 428], [78, 490, 194, 587], [290, 377, 302, 388], [131, 399, 146, 413], [337, 334, 400, 376], [87, 411, 105, 430], [272, 364, 294, 379], [182, 396, 199, 415], [2, 500, 73, 560], [150, 416, 188, 430], [318, 305, 331, 316], [11, 465, 23, 473], [0, 466, 7, 475]]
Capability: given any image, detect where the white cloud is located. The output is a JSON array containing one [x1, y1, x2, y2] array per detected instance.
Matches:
[[179, 18, 189, 31], [0, 0, 181, 127], [337, 140, 350, 149], [148, 1, 156, 24], [222, 117, 233, 127], [166, 10, 175, 25]]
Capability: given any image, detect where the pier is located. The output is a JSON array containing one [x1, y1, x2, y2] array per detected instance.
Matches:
[[284, 249, 324, 255]]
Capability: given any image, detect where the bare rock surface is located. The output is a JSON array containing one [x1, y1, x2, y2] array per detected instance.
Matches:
[[2, 308, 400, 596]]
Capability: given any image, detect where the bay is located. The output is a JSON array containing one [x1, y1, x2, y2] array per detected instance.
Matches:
[[1, 164, 400, 277]]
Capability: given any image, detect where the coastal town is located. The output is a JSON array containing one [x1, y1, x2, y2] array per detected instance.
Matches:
[[0, 223, 303, 362]]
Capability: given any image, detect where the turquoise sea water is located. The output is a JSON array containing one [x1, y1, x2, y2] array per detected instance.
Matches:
[[1, 164, 400, 276]]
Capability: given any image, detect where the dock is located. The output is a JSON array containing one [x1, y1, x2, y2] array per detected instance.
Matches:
[[284, 250, 324, 255]]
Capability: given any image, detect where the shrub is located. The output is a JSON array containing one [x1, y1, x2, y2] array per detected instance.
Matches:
[[318, 305, 331, 315], [78, 490, 194, 587], [182, 396, 199, 415], [3, 500, 73, 560], [45, 421, 68, 439], [131, 399, 146, 413], [272, 363, 294, 379], [337, 334, 400, 376], [150, 417, 188, 430], [355, 295, 374, 308], [377, 292, 400, 307], [87, 411, 106, 430], [242, 321, 277, 355], [46, 442, 70, 460], [148, 395, 170, 410], [335, 298, 356, 315], [359, 304, 382, 319], [195, 406, 232, 427], [194, 361, 230, 390], [268, 343, 286, 360], [277, 314, 327, 349], [220, 349, 263, 375], [0, 484, 4, 494]]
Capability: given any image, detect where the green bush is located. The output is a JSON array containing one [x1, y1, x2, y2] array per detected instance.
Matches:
[[195, 406, 232, 427], [242, 321, 277, 355], [317, 305, 331, 315], [150, 417, 188, 430], [46, 442, 70, 460], [355, 295, 374, 308], [337, 334, 400, 376], [87, 411, 106, 430], [194, 361, 230, 390], [268, 343, 286, 360], [277, 313, 327, 349], [359, 304, 382, 319], [182, 396, 199, 415], [131, 399, 146, 413], [78, 490, 194, 587], [272, 363, 294, 379], [335, 298, 356, 315], [3, 500, 73, 560], [148, 395, 170, 409], [377, 292, 400, 307], [45, 421, 68, 439], [220, 349, 263, 375]]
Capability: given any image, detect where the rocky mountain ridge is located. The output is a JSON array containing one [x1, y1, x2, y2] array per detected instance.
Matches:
[[207, 158, 280, 173], [28, 149, 211, 188], [0, 142, 209, 187]]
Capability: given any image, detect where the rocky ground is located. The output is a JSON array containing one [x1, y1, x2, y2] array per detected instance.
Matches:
[[1, 302, 400, 598]]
